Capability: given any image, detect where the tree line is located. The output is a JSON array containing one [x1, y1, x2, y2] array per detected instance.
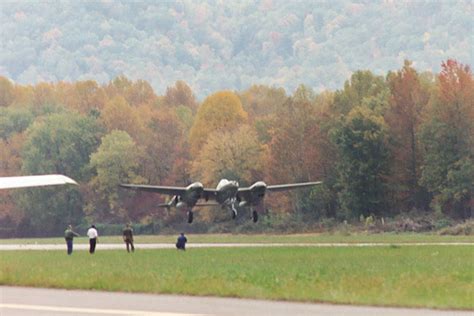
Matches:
[[0, 59, 472, 237]]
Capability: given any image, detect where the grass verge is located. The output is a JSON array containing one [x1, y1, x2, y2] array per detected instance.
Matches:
[[1, 232, 473, 245], [1, 246, 473, 309]]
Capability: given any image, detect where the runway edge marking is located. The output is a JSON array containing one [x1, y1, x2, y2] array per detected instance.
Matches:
[[0, 303, 210, 316]]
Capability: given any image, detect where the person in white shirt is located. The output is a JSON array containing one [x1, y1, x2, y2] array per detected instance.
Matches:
[[87, 225, 98, 254]]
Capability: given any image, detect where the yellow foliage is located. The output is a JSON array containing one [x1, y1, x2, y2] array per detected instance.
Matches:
[[191, 125, 263, 186], [100, 96, 142, 138], [189, 91, 248, 156]]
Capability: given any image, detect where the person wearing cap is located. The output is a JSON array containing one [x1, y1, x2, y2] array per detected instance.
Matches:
[[64, 225, 79, 255], [122, 223, 135, 253], [87, 225, 98, 254]]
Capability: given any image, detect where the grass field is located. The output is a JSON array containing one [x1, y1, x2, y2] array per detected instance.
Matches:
[[1, 245, 473, 309], [1, 232, 473, 245]]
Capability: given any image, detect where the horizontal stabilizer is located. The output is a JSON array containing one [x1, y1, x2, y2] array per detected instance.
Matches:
[[266, 181, 323, 192], [195, 202, 220, 207], [157, 203, 172, 208]]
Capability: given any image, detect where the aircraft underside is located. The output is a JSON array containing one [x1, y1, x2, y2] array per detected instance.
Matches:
[[119, 178, 322, 224]]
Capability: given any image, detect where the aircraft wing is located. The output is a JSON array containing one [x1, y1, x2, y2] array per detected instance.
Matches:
[[265, 181, 323, 192], [0, 174, 78, 189], [119, 184, 188, 196]]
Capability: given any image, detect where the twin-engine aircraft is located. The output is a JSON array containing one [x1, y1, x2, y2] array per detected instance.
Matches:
[[119, 179, 322, 223], [0, 174, 78, 189]]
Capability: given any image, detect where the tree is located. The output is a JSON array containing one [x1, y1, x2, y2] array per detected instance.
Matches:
[[137, 106, 187, 185], [64, 80, 107, 115], [88, 130, 144, 222], [105, 76, 156, 107], [332, 106, 390, 219], [0, 107, 34, 140], [191, 125, 264, 186], [17, 112, 103, 235], [104, 75, 133, 100], [265, 94, 334, 217], [420, 60, 474, 218], [100, 95, 142, 138], [163, 80, 198, 111], [333, 70, 387, 116], [385, 60, 430, 211], [10, 84, 34, 108], [189, 91, 248, 156], [266, 98, 321, 185], [239, 85, 288, 145], [0, 76, 14, 107], [126, 79, 157, 107], [238, 84, 287, 119], [32, 82, 57, 109], [0, 134, 27, 235]]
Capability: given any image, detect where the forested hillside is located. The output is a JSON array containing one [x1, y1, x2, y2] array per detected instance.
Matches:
[[0, 59, 472, 237], [0, 1, 472, 98]]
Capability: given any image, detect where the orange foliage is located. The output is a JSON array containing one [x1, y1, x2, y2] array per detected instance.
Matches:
[[385, 60, 430, 209], [436, 60, 474, 131]]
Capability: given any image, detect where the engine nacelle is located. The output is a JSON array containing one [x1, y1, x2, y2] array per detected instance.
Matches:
[[239, 201, 248, 207], [176, 201, 186, 208]]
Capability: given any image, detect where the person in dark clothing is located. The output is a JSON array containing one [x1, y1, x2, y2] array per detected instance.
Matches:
[[122, 223, 135, 253], [64, 225, 79, 255], [176, 232, 187, 250]]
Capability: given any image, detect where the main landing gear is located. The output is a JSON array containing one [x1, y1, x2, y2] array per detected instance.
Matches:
[[187, 210, 194, 224], [252, 210, 258, 223], [249, 207, 258, 223], [229, 198, 238, 220]]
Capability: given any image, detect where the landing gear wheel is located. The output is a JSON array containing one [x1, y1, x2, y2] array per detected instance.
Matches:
[[231, 209, 237, 220], [187, 210, 194, 224], [252, 210, 258, 223]]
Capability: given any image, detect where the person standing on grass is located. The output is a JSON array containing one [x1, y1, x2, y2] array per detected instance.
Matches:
[[87, 225, 98, 254], [176, 232, 187, 250], [122, 223, 135, 253], [64, 225, 79, 255]]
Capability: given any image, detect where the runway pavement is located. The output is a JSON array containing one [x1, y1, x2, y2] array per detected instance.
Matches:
[[1, 286, 472, 316], [1, 242, 473, 251]]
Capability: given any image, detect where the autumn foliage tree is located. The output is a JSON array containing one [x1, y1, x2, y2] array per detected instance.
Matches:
[[264, 87, 330, 217], [138, 106, 187, 184], [62, 80, 107, 115], [191, 125, 264, 186], [0, 59, 473, 236], [0, 76, 15, 107], [386, 60, 431, 211], [189, 91, 248, 157], [163, 80, 198, 111], [420, 60, 474, 218], [100, 95, 143, 138]]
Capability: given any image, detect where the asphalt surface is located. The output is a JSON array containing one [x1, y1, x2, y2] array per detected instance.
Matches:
[[1, 286, 472, 316]]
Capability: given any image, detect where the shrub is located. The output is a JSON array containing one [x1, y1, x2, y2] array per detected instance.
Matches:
[[438, 220, 474, 236]]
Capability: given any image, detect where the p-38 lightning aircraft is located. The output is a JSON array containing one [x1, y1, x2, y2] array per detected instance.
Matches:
[[119, 179, 322, 223]]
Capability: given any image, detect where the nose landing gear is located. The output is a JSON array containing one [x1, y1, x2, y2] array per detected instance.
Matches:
[[187, 210, 194, 223]]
